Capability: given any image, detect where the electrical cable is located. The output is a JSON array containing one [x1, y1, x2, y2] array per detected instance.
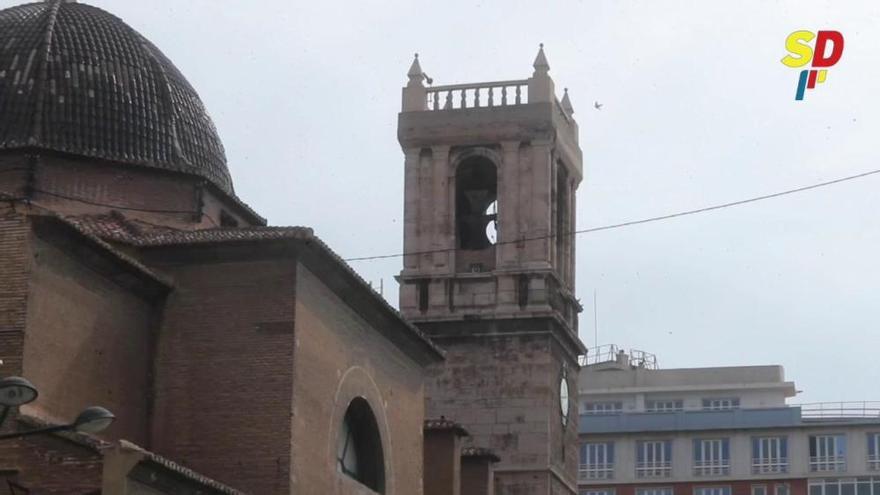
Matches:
[[344, 166, 880, 262]]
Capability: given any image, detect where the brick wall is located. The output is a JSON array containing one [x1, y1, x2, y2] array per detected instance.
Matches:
[[20, 233, 157, 444], [0, 151, 255, 229], [148, 251, 297, 494], [0, 207, 30, 378], [0, 433, 103, 494], [292, 263, 427, 495]]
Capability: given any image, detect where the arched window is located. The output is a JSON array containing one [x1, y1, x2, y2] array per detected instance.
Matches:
[[337, 398, 385, 493], [455, 156, 497, 251]]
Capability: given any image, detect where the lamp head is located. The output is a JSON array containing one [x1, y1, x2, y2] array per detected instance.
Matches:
[[73, 406, 114, 434], [0, 377, 38, 407]]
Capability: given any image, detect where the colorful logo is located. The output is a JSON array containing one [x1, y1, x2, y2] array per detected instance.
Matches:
[[781, 30, 844, 100]]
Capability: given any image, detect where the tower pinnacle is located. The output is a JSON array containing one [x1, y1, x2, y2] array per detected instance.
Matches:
[[533, 43, 550, 74], [407, 53, 424, 87]]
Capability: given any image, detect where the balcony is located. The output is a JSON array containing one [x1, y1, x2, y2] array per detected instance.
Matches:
[[579, 463, 614, 481], [868, 454, 880, 471], [636, 462, 672, 478], [752, 458, 789, 474], [693, 461, 730, 476], [809, 456, 846, 472]]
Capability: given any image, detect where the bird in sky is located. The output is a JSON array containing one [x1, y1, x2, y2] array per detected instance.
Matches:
[[594, 101, 603, 110]]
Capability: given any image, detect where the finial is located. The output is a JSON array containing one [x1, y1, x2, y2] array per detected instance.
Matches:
[[561, 87, 574, 115], [407, 52, 425, 87], [533, 43, 549, 74]]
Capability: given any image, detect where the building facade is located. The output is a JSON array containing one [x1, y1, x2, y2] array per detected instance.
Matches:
[[577, 347, 880, 495]]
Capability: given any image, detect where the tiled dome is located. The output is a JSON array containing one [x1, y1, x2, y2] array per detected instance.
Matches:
[[0, 0, 234, 194]]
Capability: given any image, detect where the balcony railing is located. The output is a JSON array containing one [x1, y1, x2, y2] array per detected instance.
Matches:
[[869, 454, 880, 471], [425, 79, 529, 111], [752, 458, 789, 474], [579, 463, 614, 480], [693, 460, 731, 476], [810, 456, 846, 472], [636, 462, 672, 478]]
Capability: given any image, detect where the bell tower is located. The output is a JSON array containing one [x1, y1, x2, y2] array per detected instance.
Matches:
[[398, 47, 586, 495]]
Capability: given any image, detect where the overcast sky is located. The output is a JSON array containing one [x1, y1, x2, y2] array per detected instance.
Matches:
[[10, 0, 878, 404]]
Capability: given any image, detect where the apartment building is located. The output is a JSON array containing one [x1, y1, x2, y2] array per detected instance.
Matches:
[[577, 346, 880, 495]]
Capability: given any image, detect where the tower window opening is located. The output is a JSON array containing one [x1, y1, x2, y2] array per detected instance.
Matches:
[[555, 163, 570, 280], [418, 280, 429, 313], [456, 157, 497, 250], [337, 398, 385, 493]]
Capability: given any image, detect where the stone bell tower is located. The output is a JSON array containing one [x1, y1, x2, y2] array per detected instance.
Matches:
[[398, 46, 586, 495]]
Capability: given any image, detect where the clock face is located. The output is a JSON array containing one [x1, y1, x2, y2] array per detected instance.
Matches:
[[559, 374, 570, 426]]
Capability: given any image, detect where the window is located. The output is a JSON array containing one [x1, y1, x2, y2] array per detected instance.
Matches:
[[694, 438, 730, 476], [637, 488, 673, 495], [809, 434, 847, 472], [337, 398, 385, 492], [695, 487, 731, 495], [637, 440, 672, 478], [580, 442, 614, 480], [455, 156, 497, 251], [775, 484, 791, 495], [808, 479, 879, 495], [869, 433, 880, 470], [584, 402, 623, 415], [646, 400, 684, 413], [702, 398, 740, 411], [753, 486, 768, 495], [752, 436, 789, 474]]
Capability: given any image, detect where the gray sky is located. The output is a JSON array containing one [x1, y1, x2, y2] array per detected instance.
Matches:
[[12, 0, 878, 404]]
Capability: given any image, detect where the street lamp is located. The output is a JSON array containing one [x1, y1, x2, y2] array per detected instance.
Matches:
[[72, 406, 115, 434], [0, 376, 39, 427], [0, 375, 115, 441], [0, 406, 115, 441], [0, 376, 39, 407]]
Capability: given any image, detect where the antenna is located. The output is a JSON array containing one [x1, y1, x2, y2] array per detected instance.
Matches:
[[593, 290, 599, 348]]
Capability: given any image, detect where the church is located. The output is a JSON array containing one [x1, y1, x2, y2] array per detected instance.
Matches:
[[0, 1, 585, 494]]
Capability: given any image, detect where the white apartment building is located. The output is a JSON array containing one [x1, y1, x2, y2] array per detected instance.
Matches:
[[577, 346, 880, 495]]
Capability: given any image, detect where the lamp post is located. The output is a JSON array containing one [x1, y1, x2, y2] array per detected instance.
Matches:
[[0, 376, 115, 441]]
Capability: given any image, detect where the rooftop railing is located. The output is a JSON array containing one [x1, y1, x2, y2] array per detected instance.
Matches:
[[579, 344, 659, 370], [799, 402, 880, 419]]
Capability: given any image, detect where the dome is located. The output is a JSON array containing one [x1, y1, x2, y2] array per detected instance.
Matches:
[[0, 0, 234, 194]]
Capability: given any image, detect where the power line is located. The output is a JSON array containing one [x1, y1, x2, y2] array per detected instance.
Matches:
[[344, 166, 880, 262]]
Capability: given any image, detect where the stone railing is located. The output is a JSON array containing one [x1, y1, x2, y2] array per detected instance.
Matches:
[[425, 79, 529, 111]]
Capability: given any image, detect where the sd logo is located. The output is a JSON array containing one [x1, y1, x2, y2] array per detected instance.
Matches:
[[781, 30, 844, 101]]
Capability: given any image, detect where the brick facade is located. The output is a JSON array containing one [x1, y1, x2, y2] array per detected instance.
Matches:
[[145, 248, 298, 494]]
